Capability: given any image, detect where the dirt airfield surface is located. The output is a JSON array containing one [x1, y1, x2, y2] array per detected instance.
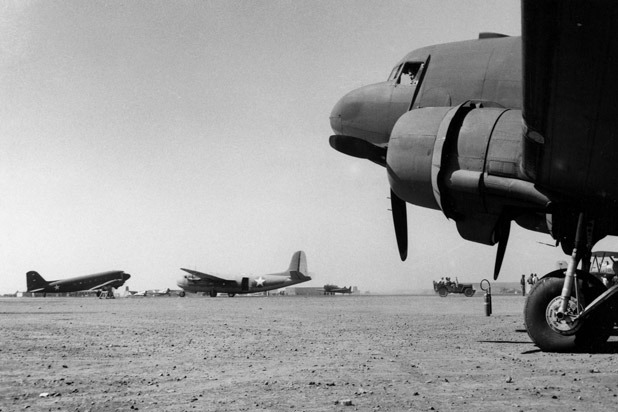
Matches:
[[1, 294, 618, 412]]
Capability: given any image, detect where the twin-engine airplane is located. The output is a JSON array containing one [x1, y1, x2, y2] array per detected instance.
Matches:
[[26, 270, 130, 297], [323, 284, 352, 295], [176, 251, 311, 297], [330, 0, 618, 352], [128, 288, 171, 297]]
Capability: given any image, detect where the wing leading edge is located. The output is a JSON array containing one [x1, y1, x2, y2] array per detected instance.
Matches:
[[180, 268, 230, 284], [86, 279, 125, 291]]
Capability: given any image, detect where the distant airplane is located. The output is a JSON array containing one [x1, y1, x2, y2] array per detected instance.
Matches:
[[329, 0, 618, 352], [26, 270, 130, 297], [128, 288, 171, 297], [177, 251, 311, 297], [323, 284, 352, 295]]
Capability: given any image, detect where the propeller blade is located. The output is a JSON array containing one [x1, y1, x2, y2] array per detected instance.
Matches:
[[493, 218, 511, 280], [329, 135, 386, 166], [390, 189, 408, 261]]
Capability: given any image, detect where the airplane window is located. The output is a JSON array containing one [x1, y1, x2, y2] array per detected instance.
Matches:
[[398, 62, 423, 85], [388, 64, 402, 81]]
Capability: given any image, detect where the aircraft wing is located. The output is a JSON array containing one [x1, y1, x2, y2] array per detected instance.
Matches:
[[522, 0, 618, 199], [180, 268, 230, 284], [86, 279, 125, 291]]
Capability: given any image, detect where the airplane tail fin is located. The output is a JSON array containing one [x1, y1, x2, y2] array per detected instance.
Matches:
[[26, 271, 48, 292], [288, 251, 309, 280]]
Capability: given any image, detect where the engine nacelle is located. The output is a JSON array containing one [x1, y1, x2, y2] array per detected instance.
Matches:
[[387, 107, 450, 210], [387, 102, 549, 245]]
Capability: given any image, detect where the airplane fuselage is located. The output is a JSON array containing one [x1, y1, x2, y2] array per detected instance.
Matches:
[[330, 36, 522, 147], [27, 271, 130, 294], [177, 273, 304, 295], [177, 251, 310, 297]]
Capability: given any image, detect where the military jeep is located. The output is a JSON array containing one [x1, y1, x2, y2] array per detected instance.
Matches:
[[433, 279, 476, 297]]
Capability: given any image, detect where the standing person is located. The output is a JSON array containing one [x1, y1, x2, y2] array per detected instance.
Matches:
[[521, 274, 526, 296], [527, 274, 535, 294]]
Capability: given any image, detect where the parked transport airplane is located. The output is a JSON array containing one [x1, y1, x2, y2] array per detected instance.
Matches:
[[329, 0, 618, 352], [26, 270, 130, 297], [177, 251, 310, 297]]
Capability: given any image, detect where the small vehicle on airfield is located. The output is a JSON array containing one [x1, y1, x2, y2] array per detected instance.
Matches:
[[433, 277, 475, 297]]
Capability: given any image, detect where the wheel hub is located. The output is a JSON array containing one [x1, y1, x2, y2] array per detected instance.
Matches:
[[546, 296, 582, 335]]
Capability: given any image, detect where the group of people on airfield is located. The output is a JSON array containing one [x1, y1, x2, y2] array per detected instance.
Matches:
[[527, 273, 539, 286], [519, 263, 618, 295], [520, 273, 539, 296], [437, 277, 459, 287]]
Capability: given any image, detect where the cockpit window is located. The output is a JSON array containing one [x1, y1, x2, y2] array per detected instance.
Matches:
[[397, 62, 423, 85], [388, 64, 402, 81]]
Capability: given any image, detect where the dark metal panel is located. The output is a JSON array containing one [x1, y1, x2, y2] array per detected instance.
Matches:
[[522, 0, 618, 200]]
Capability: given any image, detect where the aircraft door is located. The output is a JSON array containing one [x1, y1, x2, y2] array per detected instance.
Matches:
[[241, 277, 249, 292]]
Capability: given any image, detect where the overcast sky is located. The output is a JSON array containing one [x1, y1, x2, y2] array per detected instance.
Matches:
[[2, 1, 616, 294]]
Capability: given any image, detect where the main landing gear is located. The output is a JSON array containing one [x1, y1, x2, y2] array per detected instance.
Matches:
[[524, 213, 618, 352], [524, 269, 613, 352]]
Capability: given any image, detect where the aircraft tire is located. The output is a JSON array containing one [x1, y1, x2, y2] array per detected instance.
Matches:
[[209, 290, 217, 298], [524, 270, 612, 352], [438, 287, 448, 297], [179, 291, 185, 297]]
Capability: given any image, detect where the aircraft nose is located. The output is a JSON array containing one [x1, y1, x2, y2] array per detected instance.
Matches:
[[176, 278, 186, 289], [328, 83, 395, 146], [330, 92, 364, 136], [329, 96, 345, 135]]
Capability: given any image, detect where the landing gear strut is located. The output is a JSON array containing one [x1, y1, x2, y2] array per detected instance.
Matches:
[[524, 212, 614, 352]]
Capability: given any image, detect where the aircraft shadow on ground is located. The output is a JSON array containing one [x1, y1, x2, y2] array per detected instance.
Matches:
[[480, 327, 618, 355], [478, 340, 533, 345], [596, 342, 618, 354], [478, 339, 618, 355], [520, 342, 618, 355]]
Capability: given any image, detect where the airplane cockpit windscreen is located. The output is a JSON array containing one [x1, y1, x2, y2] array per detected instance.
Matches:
[[397, 62, 423, 85], [388, 64, 402, 81]]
